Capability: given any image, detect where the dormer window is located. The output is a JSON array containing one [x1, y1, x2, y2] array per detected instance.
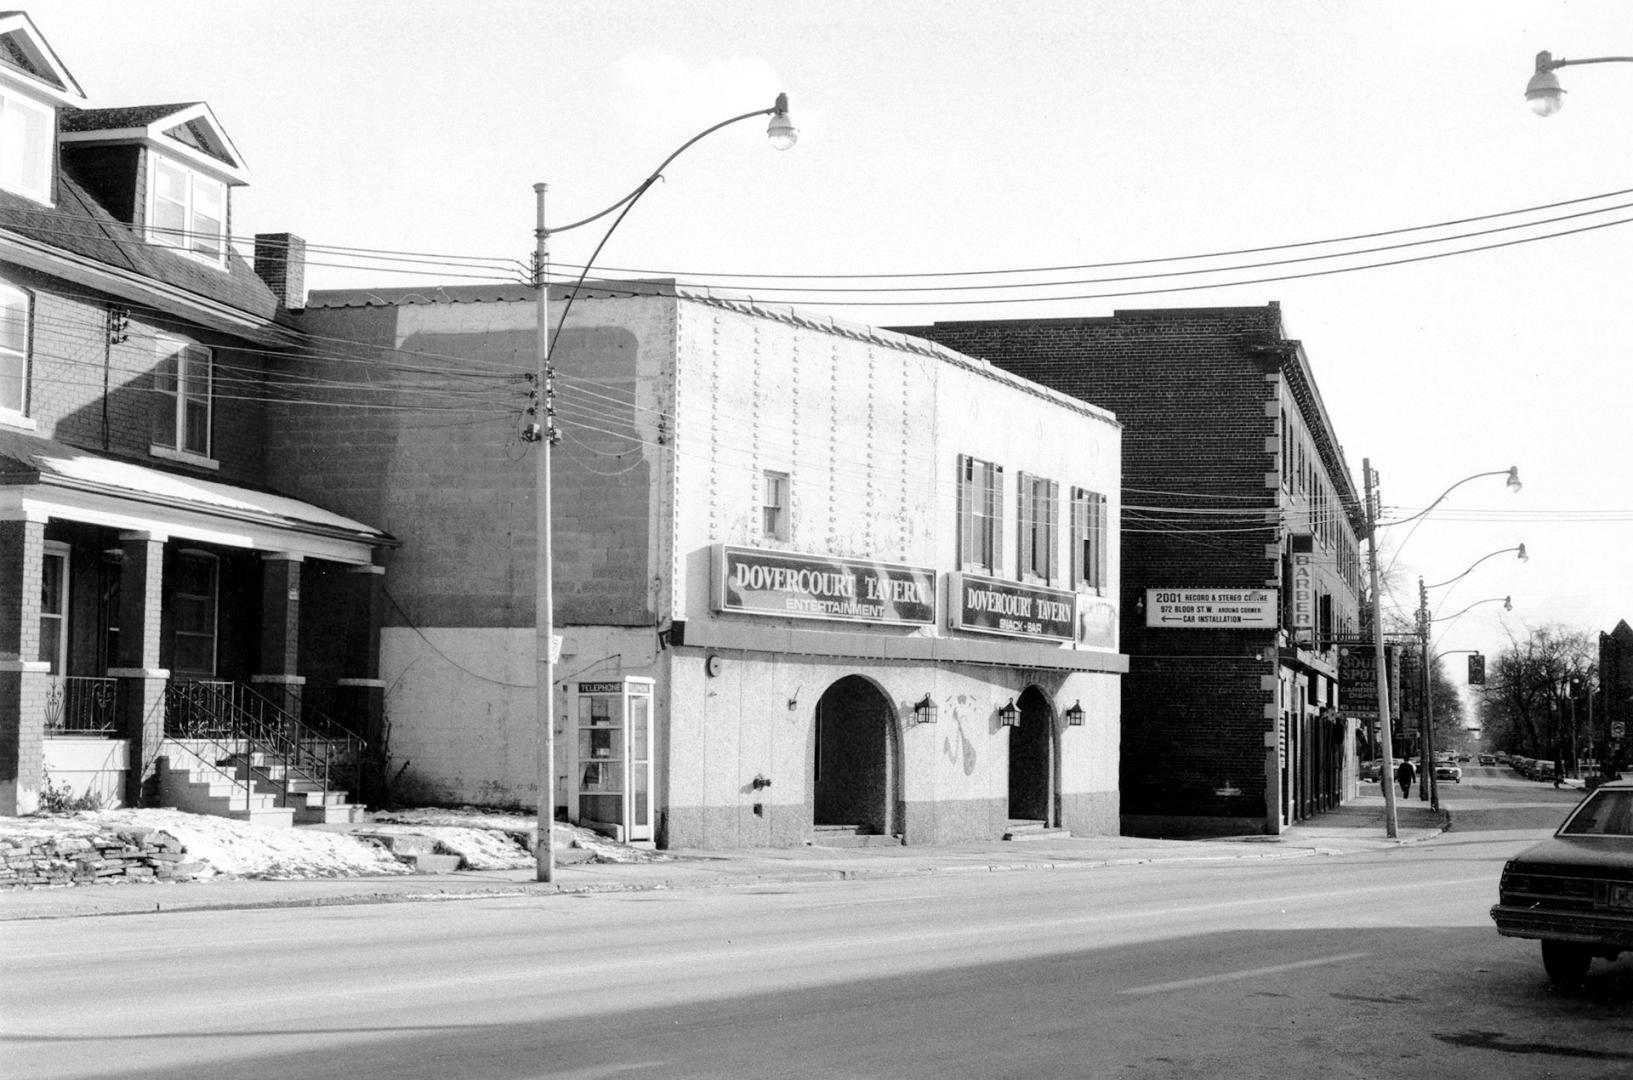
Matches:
[[0, 85, 53, 203], [149, 154, 226, 263]]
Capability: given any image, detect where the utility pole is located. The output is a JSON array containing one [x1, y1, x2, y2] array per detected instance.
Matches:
[[532, 182, 557, 882], [1364, 460, 1400, 837], [1417, 576, 1438, 810]]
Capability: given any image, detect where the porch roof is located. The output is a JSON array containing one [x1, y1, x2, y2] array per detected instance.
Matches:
[[0, 431, 395, 564]]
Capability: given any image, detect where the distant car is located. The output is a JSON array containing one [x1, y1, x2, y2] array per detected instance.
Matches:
[[1478, 753, 1496, 766], [1531, 761, 1557, 783], [1457, 753, 1471, 763], [1491, 777, 1633, 985], [1496, 752, 1512, 764], [1434, 760, 1462, 783], [1360, 759, 1383, 783]]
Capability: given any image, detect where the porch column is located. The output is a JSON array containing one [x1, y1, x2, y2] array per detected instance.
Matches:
[[0, 513, 51, 814], [341, 563, 387, 805], [252, 554, 304, 726], [108, 532, 168, 807]]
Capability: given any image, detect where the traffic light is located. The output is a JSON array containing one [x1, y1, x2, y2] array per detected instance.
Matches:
[[1468, 653, 1486, 686]]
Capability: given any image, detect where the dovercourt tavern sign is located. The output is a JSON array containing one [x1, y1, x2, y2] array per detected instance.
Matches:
[[949, 573, 1078, 642], [714, 546, 936, 626]]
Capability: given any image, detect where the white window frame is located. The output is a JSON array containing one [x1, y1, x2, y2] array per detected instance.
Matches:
[[150, 338, 216, 466], [1071, 487, 1108, 593], [146, 152, 228, 266], [39, 541, 69, 674], [1018, 473, 1058, 585], [958, 455, 1003, 575], [762, 470, 790, 541], [0, 86, 53, 204], [0, 281, 31, 420]]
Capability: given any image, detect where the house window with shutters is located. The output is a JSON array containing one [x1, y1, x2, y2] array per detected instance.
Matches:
[[1071, 487, 1108, 592], [958, 455, 1002, 575], [1018, 473, 1058, 585]]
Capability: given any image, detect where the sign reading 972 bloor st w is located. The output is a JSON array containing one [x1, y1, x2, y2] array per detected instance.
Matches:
[[1145, 588, 1278, 629]]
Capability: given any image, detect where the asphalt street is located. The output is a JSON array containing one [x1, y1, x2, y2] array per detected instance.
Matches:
[[3, 765, 1627, 1080]]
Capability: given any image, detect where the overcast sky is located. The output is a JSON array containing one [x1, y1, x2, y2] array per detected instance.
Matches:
[[25, 1, 1633, 711]]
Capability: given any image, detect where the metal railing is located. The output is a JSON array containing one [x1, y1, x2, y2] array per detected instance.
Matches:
[[44, 676, 122, 735], [164, 680, 366, 811]]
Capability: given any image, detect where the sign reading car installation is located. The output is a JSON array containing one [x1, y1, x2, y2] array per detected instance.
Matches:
[[950, 573, 1077, 641], [1145, 588, 1277, 628], [714, 545, 936, 626]]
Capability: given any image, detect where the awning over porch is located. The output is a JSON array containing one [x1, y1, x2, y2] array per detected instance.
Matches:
[[0, 430, 394, 564]]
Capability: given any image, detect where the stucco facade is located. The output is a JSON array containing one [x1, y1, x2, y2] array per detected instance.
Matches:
[[284, 282, 1127, 847]]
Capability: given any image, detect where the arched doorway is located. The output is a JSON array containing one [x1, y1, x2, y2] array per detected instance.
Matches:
[[1007, 687, 1055, 825], [812, 675, 899, 837]]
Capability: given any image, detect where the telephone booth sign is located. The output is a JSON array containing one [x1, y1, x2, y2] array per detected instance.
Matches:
[[569, 678, 654, 843]]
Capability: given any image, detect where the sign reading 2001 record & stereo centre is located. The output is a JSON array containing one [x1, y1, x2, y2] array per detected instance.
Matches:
[[714, 545, 937, 626]]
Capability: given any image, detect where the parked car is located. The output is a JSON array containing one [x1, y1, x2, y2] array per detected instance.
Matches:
[[1531, 761, 1557, 783], [1434, 760, 1462, 783], [1478, 753, 1496, 766], [1490, 778, 1633, 985], [1495, 751, 1512, 764]]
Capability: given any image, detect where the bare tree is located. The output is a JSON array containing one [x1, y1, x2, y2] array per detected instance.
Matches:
[[1480, 624, 1597, 770]]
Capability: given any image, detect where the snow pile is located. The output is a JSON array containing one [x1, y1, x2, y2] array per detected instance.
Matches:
[[370, 807, 671, 865], [76, 809, 412, 879]]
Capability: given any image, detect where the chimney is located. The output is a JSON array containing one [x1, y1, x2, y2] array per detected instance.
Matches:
[[253, 232, 307, 309]]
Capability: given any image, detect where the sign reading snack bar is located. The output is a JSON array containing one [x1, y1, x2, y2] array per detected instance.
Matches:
[[714, 545, 936, 626], [950, 573, 1077, 642]]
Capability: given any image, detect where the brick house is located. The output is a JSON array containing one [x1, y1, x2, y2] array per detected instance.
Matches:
[[895, 305, 1366, 836], [0, 13, 393, 818], [277, 281, 1128, 847]]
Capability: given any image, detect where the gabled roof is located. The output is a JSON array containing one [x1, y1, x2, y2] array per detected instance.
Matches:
[[0, 11, 85, 104], [0, 164, 290, 335], [60, 101, 250, 185]]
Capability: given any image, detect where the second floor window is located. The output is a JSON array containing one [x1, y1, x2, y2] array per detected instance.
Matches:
[[1071, 487, 1107, 592], [1018, 473, 1058, 584], [152, 340, 212, 460], [149, 155, 227, 263], [762, 470, 789, 540], [958, 455, 1002, 575], [0, 282, 30, 416], [0, 86, 52, 203]]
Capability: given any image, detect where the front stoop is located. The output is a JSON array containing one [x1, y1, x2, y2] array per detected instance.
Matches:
[[157, 758, 296, 828], [155, 744, 361, 828]]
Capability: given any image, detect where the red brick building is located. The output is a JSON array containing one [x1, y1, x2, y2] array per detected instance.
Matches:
[[895, 304, 1366, 835], [0, 14, 392, 817]]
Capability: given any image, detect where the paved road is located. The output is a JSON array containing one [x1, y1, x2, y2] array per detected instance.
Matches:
[[4, 767, 1627, 1080]]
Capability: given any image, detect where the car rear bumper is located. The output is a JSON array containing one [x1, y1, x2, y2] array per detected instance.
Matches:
[[1491, 904, 1633, 950]]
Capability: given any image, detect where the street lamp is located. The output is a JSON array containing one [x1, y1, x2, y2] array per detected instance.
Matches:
[[1526, 50, 1633, 116], [1364, 464, 1520, 837], [530, 93, 797, 882], [1417, 549, 1528, 810]]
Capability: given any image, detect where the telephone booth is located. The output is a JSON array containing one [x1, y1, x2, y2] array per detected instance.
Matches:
[[569, 678, 655, 843]]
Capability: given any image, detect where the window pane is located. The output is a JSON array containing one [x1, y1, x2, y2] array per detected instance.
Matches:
[[190, 179, 224, 258], [0, 94, 50, 198]]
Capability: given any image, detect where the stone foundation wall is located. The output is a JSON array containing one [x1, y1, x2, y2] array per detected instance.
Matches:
[[0, 826, 206, 887]]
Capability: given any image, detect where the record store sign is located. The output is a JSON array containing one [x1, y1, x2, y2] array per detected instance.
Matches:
[[714, 545, 936, 626]]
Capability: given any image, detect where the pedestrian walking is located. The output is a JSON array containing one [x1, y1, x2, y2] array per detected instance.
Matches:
[[1553, 755, 1565, 789], [1397, 758, 1415, 799]]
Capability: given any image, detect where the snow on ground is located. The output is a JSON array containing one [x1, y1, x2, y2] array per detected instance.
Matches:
[[1, 806, 668, 881]]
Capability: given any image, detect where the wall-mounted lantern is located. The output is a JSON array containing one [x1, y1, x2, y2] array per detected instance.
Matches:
[[998, 699, 1020, 727], [1064, 700, 1086, 726], [913, 694, 938, 725]]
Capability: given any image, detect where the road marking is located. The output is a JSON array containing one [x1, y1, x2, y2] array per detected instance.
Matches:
[[1119, 952, 1371, 995]]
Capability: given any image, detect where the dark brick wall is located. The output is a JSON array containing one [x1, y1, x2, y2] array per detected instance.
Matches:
[[897, 307, 1288, 825]]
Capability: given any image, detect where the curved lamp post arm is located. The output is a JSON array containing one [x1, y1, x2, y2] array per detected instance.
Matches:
[[540, 94, 794, 362], [546, 95, 792, 238], [1378, 467, 1521, 530], [1425, 544, 1527, 591]]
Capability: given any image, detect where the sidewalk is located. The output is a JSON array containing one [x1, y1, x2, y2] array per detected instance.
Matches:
[[0, 793, 1447, 922]]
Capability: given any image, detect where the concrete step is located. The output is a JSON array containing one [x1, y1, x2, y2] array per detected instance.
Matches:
[[1003, 820, 1071, 841], [809, 825, 903, 848]]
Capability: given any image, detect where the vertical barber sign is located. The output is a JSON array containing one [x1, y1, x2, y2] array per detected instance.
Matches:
[[1292, 553, 1314, 640]]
